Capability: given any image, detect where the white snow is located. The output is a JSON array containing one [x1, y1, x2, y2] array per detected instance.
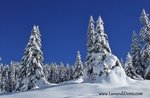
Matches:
[[85, 53, 131, 86], [0, 80, 149, 98], [60, 77, 84, 85]]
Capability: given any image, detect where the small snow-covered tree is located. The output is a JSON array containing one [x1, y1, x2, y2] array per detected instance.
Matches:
[[125, 53, 142, 80], [16, 25, 49, 91], [139, 9, 150, 79], [125, 53, 134, 77], [10, 61, 21, 82], [2, 65, 9, 92], [58, 62, 66, 82], [43, 64, 50, 82], [5, 65, 16, 92], [69, 65, 75, 80], [74, 51, 83, 79], [64, 63, 71, 81], [50, 63, 58, 83]]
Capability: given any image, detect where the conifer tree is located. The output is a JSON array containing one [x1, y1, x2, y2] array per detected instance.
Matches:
[[50, 63, 57, 83], [86, 16, 95, 80], [16, 25, 49, 91], [65, 63, 71, 81], [125, 53, 143, 80], [5, 66, 16, 92], [74, 51, 83, 79], [69, 65, 75, 80], [58, 62, 65, 82]]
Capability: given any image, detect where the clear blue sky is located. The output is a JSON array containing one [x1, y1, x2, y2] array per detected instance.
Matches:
[[0, 0, 149, 64]]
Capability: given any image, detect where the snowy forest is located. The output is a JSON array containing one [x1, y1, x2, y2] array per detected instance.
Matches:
[[0, 9, 150, 94]]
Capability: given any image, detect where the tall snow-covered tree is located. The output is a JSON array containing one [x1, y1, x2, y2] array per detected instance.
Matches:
[[16, 25, 49, 91], [86, 16, 95, 80], [139, 9, 150, 79], [86, 16, 112, 80], [130, 31, 143, 77], [74, 51, 83, 79]]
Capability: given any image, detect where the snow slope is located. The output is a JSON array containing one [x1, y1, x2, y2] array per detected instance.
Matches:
[[0, 80, 150, 98]]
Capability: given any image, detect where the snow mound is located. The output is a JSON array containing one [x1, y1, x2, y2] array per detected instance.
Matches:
[[85, 53, 135, 85], [99, 66, 134, 85], [100, 54, 135, 85]]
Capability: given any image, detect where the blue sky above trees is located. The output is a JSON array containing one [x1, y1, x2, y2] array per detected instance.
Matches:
[[0, 0, 149, 64]]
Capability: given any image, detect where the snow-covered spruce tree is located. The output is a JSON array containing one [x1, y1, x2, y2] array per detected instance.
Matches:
[[0, 65, 6, 92], [64, 63, 71, 81], [2, 65, 9, 92], [139, 9, 150, 79], [125, 53, 132, 77], [125, 53, 142, 80], [10, 61, 21, 82], [74, 51, 83, 79], [43, 64, 50, 82], [5, 65, 16, 92], [58, 62, 66, 82], [130, 31, 143, 78], [15, 25, 49, 91], [69, 65, 75, 80], [86, 16, 95, 80], [50, 63, 58, 83]]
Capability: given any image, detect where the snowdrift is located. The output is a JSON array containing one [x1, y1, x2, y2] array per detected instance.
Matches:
[[1, 80, 150, 98], [85, 53, 134, 85]]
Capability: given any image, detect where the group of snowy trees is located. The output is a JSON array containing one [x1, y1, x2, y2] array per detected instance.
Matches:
[[0, 62, 21, 92], [124, 9, 150, 80], [0, 26, 83, 92], [44, 51, 83, 83], [85, 9, 150, 81], [86, 16, 112, 80], [0, 9, 150, 93]]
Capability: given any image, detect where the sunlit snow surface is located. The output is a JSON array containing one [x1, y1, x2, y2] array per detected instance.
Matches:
[[0, 79, 150, 98]]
